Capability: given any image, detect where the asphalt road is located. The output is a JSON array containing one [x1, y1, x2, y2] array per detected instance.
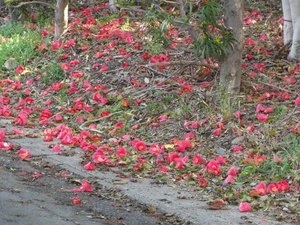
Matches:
[[0, 153, 177, 225]]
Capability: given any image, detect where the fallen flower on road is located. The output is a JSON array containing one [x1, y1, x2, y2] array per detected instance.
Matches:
[[239, 202, 252, 212], [72, 196, 81, 205], [18, 148, 31, 159], [73, 180, 94, 192]]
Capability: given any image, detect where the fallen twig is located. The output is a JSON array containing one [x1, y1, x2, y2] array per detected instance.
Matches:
[[12, 1, 54, 9], [142, 60, 219, 70], [79, 111, 123, 132]]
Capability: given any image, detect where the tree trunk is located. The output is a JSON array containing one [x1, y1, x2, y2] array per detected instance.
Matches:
[[54, 0, 69, 39], [220, 0, 243, 94], [177, 0, 187, 18], [285, 0, 300, 61], [109, 0, 118, 13], [282, 0, 293, 45]]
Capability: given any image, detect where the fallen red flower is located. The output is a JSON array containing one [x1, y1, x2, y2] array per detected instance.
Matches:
[[239, 202, 252, 212]]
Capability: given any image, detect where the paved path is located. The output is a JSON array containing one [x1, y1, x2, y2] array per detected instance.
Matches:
[[0, 154, 174, 225], [0, 119, 292, 225]]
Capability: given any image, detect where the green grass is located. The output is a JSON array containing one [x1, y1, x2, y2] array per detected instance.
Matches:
[[41, 62, 65, 86], [0, 22, 24, 38], [0, 22, 42, 69]]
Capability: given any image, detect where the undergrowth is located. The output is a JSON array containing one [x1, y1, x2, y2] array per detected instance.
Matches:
[[0, 22, 41, 69]]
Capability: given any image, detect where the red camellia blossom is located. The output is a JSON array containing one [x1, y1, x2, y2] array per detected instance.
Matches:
[[231, 145, 244, 153], [244, 37, 255, 46], [180, 84, 193, 94], [100, 111, 111, 117], [197, 174, 208, 187], [39, 108, 52, 124], [277, 180, 290, 192], [192, 154, 204, 165], [51, 144, 62, 152], [267, 183, 279, 193], [290, 124, 300, 133], [206, 160, 222, 175], [166, 152, 180, 164], [142, 52, 150, 60], [256, 104, 265, 114], [255, 182, 268, 196], [239, 202, 252, 212], [100, 64, 108, 72], [227, 166, 239, 176], [257, 113, 269, 122], [0, 130, 5, 142], [116, 147, 127, 158], [281, 92, 291, 100], [133, 140, 147, 152], [295, 97, 300, 106], [234, 110, 242, 119], [253, 62, 265, 72], [16, 65, 25, 74], [184, 121, 199, 129], [215, 155, 226, 165], [159, 165, 169, 173], [175, 139, 192, 152], [61, 63, 71, 71], [72, 196, 81, 205], [43, 135, 53, 142], [32, 172, 43, 179], [92, 92, 108, 105], [253, 155, 267, 165], [83, 162, 96, 171], [212, 128, 223, 136], [73, 180, 94, 192], [158, 114, 169, 122], [246, 124, 255, 132], [149, 144, 162, 156], [282, 75, 296, 84], [224, 175, 235, 184], [94, 52, 104, 59], [51, 40, 61, 51], [71, 71, 84, 78], [18, 148, 31, 159], [175, 156, 189, 169], [263, 107, 274, 114], [92, 150, 107, 164], [40, 29, 48, 37], [0, 142, 13, 151]]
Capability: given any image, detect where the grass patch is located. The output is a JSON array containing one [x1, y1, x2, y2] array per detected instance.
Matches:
[[41, 62, 65, 86], [0, 22, 42, 69]]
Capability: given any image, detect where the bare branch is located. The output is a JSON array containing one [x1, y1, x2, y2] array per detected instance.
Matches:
[[12, 1, 54, 9]]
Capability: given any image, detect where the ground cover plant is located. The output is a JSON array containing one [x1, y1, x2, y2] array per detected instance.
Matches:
[[0, 0, 299, 223]]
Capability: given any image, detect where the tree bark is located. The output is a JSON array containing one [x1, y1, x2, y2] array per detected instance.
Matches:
[[220, 0, 243, 94], [285, 0, 300, 61], [177, 0, 187, 18], [282, 0, 293, 45], [109, 0, 118, 13], [54, 0, 69, 39]]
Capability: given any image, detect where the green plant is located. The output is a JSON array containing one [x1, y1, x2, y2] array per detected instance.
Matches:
[[140, 4, 172, 54], [0, 22, 24, 38], [0, 23, 41, 69], [281, 135, 300, 174], [192, 0, 235, 59], [41, 62, 65, 86], [145, 101, 166, 116]]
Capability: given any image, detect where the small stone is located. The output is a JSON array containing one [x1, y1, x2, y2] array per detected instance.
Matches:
[[282, 207, 289, 212], [216, 147, 226, 155], [231, 136, 245, 145], [4, 58, 18, 70]]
